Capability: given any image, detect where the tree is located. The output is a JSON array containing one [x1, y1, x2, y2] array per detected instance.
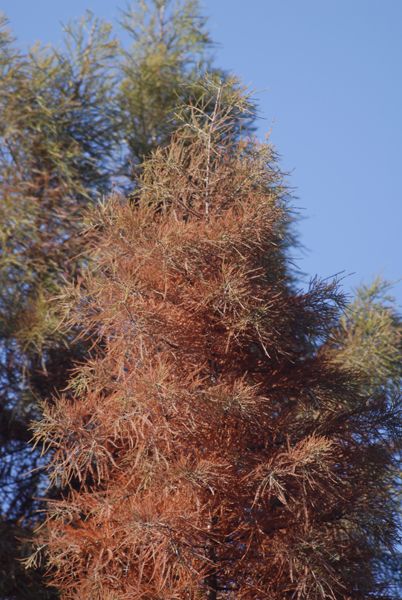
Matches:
[[328, 279, 402, 597], [0, 2, 236, 596], [0, 13, 118, 598], [33, 82, 401, 599]]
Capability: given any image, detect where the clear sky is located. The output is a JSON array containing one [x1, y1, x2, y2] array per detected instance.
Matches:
[[2, 0, 401, 302]]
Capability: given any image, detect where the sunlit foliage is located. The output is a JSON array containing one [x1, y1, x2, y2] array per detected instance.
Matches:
[[0, 2, 237, 596], [33, 82, 401, 599]]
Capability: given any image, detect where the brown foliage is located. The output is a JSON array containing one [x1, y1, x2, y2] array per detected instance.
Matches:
[[32, 84, 401, 599]]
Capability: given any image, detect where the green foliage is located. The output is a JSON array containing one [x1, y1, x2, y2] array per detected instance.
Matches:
[[332, 278, 401, 389], [0, 10, 118, 347], [327, 277, 401, 595], [119, 0, 213, 166]]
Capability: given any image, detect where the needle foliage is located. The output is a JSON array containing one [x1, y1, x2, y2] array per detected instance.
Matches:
[[0, 2, 245, 597], [32, 82, 401, 599]]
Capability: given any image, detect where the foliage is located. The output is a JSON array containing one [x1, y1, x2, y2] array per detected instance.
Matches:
[[328, 278, 402, 597], [119, 0, 212, 167], [32, 82, 401, 599], [331, 278, 401, 389], [0, 2, 234, 597]]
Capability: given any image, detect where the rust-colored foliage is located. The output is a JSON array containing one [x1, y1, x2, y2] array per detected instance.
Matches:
[[32, 82, 401, 599]]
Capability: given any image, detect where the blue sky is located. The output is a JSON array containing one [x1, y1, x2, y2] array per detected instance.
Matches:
[[2, 0, 401, 303]]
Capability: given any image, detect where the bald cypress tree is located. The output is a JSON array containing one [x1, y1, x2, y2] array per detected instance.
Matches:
[[33, 82, 401, 599]]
